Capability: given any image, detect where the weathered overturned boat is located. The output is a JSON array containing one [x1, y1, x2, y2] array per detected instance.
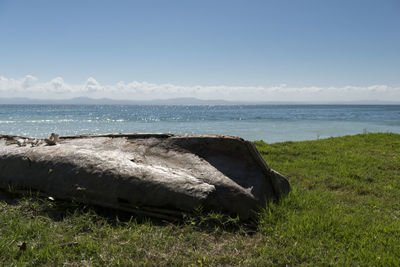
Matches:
[[0, 133, 290, 220]]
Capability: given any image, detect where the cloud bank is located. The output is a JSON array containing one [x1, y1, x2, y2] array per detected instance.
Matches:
[[0, 75, 399, 102]]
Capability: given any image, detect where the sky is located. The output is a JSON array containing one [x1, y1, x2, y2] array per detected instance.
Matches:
[[0, 0, 399, 102]]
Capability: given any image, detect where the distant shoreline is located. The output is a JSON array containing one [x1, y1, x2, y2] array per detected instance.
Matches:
[[0, 97, 399, 106]]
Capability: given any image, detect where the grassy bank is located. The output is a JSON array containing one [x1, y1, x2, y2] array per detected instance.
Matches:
[[1, 133, 399, 265]]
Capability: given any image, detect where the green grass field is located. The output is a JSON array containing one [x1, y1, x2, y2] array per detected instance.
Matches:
[[1, 133, 399, 266]]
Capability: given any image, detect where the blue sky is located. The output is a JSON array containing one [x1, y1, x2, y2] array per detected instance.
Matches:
[[0, 0, 399, 101]]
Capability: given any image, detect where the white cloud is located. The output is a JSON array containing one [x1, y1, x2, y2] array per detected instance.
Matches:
[[47, 77, 67, 92], [0, 75, 399, 102], [21, 75, 38, 88], [83, 77, 103, 93]]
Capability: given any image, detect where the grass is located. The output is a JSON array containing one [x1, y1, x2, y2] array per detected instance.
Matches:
[[1, 132, 400, 266]]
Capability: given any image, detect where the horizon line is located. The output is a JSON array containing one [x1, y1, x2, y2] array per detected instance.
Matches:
[[0, 96, 399, 105]]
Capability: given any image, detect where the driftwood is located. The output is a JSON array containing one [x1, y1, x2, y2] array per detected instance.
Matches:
[[0, 133, 290, 220]]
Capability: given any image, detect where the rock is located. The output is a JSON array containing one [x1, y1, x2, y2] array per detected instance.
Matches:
[[30, 139, 41, 147], [17, 139, 27, 147], [45, 133, 59, 146]]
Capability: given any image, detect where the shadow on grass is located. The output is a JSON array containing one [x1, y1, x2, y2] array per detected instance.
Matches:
[[0, 188, 258, 235]]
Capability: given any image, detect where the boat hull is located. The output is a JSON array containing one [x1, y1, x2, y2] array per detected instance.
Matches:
[[0, 134, 290, 220]]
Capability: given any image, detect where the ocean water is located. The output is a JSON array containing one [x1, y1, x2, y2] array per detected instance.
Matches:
[[0, 105, 399, 143]]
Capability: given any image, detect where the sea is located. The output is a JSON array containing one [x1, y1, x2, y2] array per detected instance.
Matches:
[[0, 104, 399, 143]]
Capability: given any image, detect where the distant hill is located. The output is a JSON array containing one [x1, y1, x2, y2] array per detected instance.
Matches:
[[0, 97, 399, 105], [0, 97, 237, 105], [0, 97, 253, 105]]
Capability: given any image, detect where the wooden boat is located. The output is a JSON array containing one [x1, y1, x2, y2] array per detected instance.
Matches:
[[0, 133, 290, 220]]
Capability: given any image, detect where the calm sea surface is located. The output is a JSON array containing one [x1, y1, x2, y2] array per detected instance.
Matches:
[[0, 105, 399, 142]]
